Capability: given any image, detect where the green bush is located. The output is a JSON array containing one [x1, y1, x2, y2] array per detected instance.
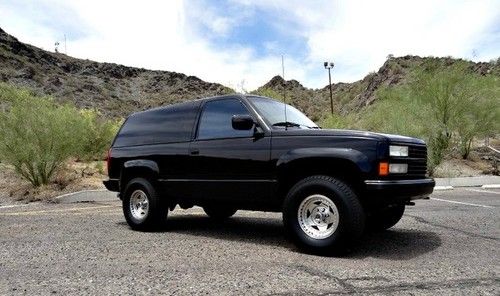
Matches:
[[75, 109, 121, 161], [250, 88, 282, 101], [0, 83, 119, 186], [319, 112, 359, 130]]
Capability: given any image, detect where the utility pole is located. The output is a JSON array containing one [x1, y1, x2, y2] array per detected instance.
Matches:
[[324, 61, 334, 115]]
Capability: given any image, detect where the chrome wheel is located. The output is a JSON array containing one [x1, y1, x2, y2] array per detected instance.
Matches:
[[298, 194, 339, 239], [129, 189, 149, 221]]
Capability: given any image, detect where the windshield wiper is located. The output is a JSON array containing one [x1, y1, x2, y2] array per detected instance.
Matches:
[[272, 122, 321, 129], [272, 121, 301, 128]]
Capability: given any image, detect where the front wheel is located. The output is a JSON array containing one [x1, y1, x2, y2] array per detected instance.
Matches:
[[283, 176, 365, 254]]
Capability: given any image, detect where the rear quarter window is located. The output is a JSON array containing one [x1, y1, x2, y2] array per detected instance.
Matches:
[[113, 101, 200, 147]]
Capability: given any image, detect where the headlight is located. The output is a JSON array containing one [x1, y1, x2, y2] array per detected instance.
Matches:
[[389, 163, 408, 174], [389, 145, 408, 157]]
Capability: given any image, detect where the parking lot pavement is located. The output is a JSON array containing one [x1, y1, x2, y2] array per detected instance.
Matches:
[[0, 189, 499, 295]]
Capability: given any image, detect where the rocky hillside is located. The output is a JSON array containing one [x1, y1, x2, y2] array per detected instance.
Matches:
[[0, 27, 232, 117], [1, 27, 498, 120], [256, 56, 499, 120]]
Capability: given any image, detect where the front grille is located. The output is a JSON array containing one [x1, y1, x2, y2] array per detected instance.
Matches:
[[408, 145, 428, 177], [409, 145, 427, 158], [407, 159, 427, 177]]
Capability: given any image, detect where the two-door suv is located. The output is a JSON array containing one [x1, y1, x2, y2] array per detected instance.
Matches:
[[104, 95, 434, 253]]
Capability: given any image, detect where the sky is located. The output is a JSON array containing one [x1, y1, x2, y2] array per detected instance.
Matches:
[[0, 0, 499, 91]]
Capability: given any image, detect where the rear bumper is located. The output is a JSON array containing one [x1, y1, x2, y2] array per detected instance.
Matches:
[[103, 179, 119, 192], [364, 178, 435, 203]]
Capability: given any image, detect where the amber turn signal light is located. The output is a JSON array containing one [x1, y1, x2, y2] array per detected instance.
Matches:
[[379, 162, 389, 176]]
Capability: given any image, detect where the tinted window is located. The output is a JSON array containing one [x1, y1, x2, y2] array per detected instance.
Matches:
[[197, 99, 252, 140], [114, 101, 199, 147]]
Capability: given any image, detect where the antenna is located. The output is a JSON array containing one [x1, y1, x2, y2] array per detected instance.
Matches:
[[282, 54, 287, 130], [64, 34, 67, 54]]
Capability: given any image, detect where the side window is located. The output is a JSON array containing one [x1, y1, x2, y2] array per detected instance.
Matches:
[[114, 101, 199, 147], [197, 99, 252, 140]]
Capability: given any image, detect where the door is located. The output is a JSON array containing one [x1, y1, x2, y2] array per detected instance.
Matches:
[[187, 98, 274, 205]]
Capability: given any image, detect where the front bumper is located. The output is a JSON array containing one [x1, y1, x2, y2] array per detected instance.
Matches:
[[364, 178, 435, 203], [103, 179, 119, 192]]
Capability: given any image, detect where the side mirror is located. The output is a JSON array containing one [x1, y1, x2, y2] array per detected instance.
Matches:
[[232, 114, 255, 130]]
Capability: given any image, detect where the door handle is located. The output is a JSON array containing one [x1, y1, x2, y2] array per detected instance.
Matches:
[[190, 149, 199, 155]]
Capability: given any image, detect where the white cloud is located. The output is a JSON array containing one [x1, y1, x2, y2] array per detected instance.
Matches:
[[306, 0, 500, 82], [0, 0, 498, 90]]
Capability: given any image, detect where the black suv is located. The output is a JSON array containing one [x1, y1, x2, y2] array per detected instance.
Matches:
[[104, 95, 434, 253]]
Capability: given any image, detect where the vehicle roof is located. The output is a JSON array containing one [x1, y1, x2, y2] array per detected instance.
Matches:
[[128, 94, 274, 118]]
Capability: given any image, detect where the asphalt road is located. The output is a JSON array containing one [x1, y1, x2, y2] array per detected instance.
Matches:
[[0, 188, 499, 295]]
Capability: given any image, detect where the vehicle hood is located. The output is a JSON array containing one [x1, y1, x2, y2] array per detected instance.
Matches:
[[271, 128, 425, 145]]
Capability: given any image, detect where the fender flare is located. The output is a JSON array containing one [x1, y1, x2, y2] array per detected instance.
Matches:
[[121, 159, 160, 181]]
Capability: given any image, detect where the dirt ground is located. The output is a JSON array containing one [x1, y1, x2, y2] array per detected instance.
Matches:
[[0, 160, 106, 205], [434, 154, 498, 177]]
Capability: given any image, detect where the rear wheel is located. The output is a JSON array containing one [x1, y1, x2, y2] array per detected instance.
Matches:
[[283, 175, 365, 254], [367, 204, 405, 231], [203, 206, 237, 220], [122, 178, 168, 231]]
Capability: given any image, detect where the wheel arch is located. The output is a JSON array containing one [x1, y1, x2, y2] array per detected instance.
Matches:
[[120, 159, 160, 192], [276, 148, 371, 200]]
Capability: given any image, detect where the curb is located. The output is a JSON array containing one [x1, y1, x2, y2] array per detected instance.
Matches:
[[55, 189, 117, 204], [434, 186, 454, 191], [54, 189, 108, 200], [434, 184, 500, 191]]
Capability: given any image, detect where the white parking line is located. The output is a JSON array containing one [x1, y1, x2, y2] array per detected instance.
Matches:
[[0, 203, 32, 210], [430, 197, 495, 209], [0, 205, 117, 216], [466, 189, 500, 195]]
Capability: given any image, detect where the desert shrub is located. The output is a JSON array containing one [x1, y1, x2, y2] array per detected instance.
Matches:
[[0, 85, 81, 186], [319, 112, 359, 130], [251, 87, 282, 101], [411, 62, 499, 164], [0, 83, 119, 186], [75, 109, 121, 161], [453, 75, 500, 159]]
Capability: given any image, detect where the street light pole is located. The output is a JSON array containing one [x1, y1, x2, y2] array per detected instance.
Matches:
[[324, 62, 334, 115]]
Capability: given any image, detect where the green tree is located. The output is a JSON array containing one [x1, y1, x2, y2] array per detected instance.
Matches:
[[411, 62, 499, 163], [454, 75, 500, 159]]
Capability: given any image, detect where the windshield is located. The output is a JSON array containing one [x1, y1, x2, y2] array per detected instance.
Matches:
[[248, 96, 319, 129]]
